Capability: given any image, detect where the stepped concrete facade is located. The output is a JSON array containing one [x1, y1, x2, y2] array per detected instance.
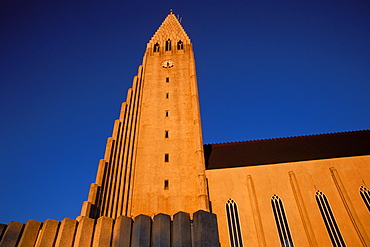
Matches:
[[80, 13, 209, 220], [1, 12, 370, 247]]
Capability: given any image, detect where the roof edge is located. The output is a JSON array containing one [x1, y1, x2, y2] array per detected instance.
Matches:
[[205, 129, 370, 146]]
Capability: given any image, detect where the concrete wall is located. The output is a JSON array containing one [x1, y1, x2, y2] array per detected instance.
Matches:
[[0, 210, 219, 247], [206, 155, 370, 246]]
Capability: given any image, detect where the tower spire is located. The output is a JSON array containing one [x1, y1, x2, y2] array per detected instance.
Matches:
[[148, 11, 190, 46]]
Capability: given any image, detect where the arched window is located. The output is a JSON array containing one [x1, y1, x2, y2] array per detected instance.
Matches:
[[153, 43, 160, 52], [177, 40, 184, 50], [271, 195, 294, 247], [315, 190, 346, 247], [165, 39, 171, 51], [226, 199, 243, 247], [360, 186, 370, 211]]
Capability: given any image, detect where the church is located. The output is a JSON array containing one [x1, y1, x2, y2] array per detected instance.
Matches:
[[1, 12, 370, 247]]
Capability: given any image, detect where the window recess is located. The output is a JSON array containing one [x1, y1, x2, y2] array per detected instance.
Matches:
[[271, 195, 294, 247], [315, 190, 346, 247], [360, 186, 370, 212], [225, 199, 243, 247], [165, 39, 171, 51], [153, 43, 160, 52]]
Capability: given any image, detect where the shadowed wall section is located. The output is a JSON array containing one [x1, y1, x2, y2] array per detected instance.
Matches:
[[0, 210, 219, 247]]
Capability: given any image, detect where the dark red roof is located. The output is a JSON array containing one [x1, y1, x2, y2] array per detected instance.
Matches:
[[204, 130, 370, 170]]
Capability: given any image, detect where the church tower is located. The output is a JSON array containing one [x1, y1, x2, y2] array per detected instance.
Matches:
[[80, 12, 209, 219]]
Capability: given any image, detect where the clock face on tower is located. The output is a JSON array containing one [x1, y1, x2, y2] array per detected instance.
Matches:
[[161, 60, 174, 68]]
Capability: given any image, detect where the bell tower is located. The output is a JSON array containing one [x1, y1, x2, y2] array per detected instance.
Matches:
[[80, 12, 209, 219]]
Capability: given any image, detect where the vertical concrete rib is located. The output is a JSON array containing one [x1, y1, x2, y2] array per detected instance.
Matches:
[[55, 218, 77, 247], [88, 183, 99, 204], [104, 137, 114, 161], [119, 102, 127, 121], [330, 167, 370, 245], [35, 219, 60, 247], [121, 85, 137, 216], [111, 120, 124, 218], [114, 103, 129, 217], [131, 215, 151, 247], [104, 119, 120, 217], [99, 137, 113, 216], [114, 88, 136, 218], [0, 221, 24, 247], [172, 212, 191, 247], [108, 120, 123, 218], [80, 201, 92, 217], [98, 162, 108, 212], [74, 217, 95, 247], [126, 65, 144, 216], [289, 171, 318, 246], [112, 215, 132, 247], [193, 210, 220, 247], [115, 80, 134, 217], [116, 99, 132, 217], [189, 50, 209, 211], [152, 214, 171, 247], [95, 159, 106, 186], [112, 102, 131, 218], [247, 175, 267, 247], [18, 220, 42, 247], [101, 139, 115, 217], [92, 217, 114, 247], [121, 75, 141, 216]]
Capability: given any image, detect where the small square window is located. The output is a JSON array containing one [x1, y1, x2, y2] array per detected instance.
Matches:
[[164, 153, 169, 162], [166, 77, 169, 83], [164, 180, 169, 190]]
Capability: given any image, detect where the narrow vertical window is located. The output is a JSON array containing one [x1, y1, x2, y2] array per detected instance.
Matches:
[[165, 130, 169, 138], [271, 195, 294, 247], [165, 93, 169, 98], [164, 153, 169, 162], [165, 39, 171, 51], [360, 186, 370, 211], [164, 180, 169, 190], [315, 190, 346, 247], [226, 199, 243, 247], [166, 77, 169, 83], [153, 43, 160, 52], [177, 40, 184, 50], [165, 110, 169, 117]]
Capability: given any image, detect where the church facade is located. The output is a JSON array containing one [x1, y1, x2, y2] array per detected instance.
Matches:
[[205, 132, 370, 246], [78, 13, 370, 246], [1, 12, 369, 247]]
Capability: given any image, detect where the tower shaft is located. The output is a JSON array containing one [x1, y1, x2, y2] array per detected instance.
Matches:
[[81, 13, 209, 219]]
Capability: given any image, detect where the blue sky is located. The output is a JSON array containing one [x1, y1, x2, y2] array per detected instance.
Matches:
[[0, 1, 369, 224]]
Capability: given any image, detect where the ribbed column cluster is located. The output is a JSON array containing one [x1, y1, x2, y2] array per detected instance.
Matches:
[[81, 66, 144, 219], [0, 211, 220, 247]]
